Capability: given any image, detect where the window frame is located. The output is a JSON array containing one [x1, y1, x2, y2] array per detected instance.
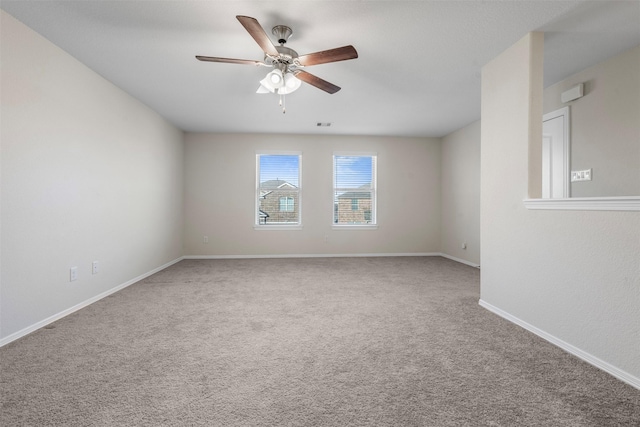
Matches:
[[332, 152, 378, 229], [255, 151, 303, 230]]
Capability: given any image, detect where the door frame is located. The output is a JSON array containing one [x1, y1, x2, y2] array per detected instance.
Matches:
[[542, 106, 571, 198]]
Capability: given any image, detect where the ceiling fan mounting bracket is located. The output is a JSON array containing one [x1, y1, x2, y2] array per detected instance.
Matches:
[[272, 25, 293, 45]]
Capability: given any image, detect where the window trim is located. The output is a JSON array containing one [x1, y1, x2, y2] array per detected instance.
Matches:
[[255, 151, 303, 229], [332, 152, 377, 229], [523, 196, 640, 211]]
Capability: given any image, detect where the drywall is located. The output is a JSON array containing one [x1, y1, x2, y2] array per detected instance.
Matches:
[[481, 33, 640, 385], [544, 45, 640, 197], [184, 133, 441, 256], [440, 120, 480, 266], [1, 11, 184, 342]]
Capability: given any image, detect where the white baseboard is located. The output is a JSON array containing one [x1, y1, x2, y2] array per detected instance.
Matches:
[[0, 256, 185, 348], [184, 253, 481, 271], [184, 252, 442, 259], [0, 253, 476, 348], [184, 253, 481, 269], [479, 299, 640, 391], [438, 253, 480, 268]]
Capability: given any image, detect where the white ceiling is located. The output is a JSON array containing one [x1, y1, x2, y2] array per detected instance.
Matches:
[[2, 1, 639, 138]]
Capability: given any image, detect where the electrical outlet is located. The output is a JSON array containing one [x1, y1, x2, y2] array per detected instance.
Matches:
[[203, 236, 209, 244], [70, 267, 78, 282], [462, 242, 467, 250], [92, 261, 99, 275]]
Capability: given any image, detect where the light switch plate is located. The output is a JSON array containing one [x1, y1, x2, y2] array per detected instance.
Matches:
[[571, 169, 592, 182]]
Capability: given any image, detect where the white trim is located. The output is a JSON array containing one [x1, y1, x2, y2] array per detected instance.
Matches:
[[255, 149, 303, 156], [333, 150, 378, 157], [256, 152, 302, 227], [332, 225, 378, 230], [439, 253, 480, 268], [523, 196, 640, 211], [0, 257, 184, 348], [253, 225, 303, 230], [184, 253, 481, 270], [479, 299, 640, 390], [333, 153, 378, 226], [0, 253, 479, 346], [184, 253, 441, 260]]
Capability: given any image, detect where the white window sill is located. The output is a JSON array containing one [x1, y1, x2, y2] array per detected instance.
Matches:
[[523, 196, 640, 211], [332, 224, 378, 230], [254, 225, 303, 230]]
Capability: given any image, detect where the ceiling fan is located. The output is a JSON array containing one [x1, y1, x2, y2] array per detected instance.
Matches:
[[196, 15, 358, 111]]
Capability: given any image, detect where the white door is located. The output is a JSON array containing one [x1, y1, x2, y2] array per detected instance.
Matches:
[[542, 107, 570, 198]]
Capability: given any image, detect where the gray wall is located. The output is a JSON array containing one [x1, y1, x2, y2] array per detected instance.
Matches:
[[440, 120, 481, 266], [1, 11, 185, 342], [544, 45, 640, 197], [481, 32, 640, 385]]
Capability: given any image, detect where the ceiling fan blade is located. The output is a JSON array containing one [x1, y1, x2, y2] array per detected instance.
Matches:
[[236, 15, 279, 57], [294, 70, 341, 94], [297, 45, 358, 66], [196, 55, 265, 66]]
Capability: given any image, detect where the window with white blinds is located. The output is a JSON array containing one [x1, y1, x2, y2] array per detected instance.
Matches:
[[256, 153, 301, 226], [333, 154, 377, 226]]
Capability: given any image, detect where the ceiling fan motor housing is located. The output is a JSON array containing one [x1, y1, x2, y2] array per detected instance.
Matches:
[[265, 46, 299, 71]]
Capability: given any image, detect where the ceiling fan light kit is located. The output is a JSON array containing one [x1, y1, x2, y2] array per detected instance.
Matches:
[[281, 72, 302, 94], [267, 68, 284, 87], [196, 15, 358, 113]]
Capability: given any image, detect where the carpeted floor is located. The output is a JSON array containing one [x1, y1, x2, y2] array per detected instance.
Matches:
[[1, 257, 638, 426]]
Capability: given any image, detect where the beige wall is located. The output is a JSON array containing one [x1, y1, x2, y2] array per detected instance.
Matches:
[[440, 120, 480, 266], [1, 11, 185, 341], [544, 45, 640, 197], [184, 133, 441, 256], [481, 33, 640, 385]]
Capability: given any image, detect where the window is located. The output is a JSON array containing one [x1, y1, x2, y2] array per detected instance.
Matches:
[[256, 153, 301, 226], [333, 153, 377, 225], [279, 197, 294, 212]]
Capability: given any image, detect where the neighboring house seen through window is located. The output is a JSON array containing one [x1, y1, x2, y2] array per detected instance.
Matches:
[[256, 153, 301, 226], [333, 153, 377, 225]]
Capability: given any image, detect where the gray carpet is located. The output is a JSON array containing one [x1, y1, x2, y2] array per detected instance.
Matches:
[[1, 257, 638, 426]]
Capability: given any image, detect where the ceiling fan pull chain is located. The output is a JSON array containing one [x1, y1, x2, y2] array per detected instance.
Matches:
[[280, 94, 286, 114]]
